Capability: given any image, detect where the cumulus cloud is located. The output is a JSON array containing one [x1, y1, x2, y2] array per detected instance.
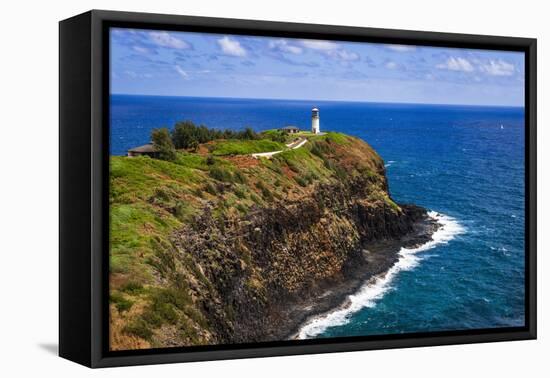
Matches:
[[268, 39, 303, 54], [217, 36, 247, 57], [329, 49, 360, 62], [479, 59, 515, 76], [436, 57, 474, 72], [299, 39, 339, 51], [385, 44, 416, 52], [299, 39, 359, 62], [149, 31, 190, 49]]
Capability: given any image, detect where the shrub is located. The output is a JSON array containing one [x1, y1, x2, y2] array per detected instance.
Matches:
[[236, 203, 248, 214], [110, 292, 134, 313], [261, 187, 273, 201], [262, 129, 287, 143], [123, 319, 153, 340], [209, 166, 233, 182], [234, 170, 247, 184], [255, 181, 273, 201], [294, 176, 308, 187], [250, 193, 261, 204], [310, 140, 333, 158], [171, 121, 260, 149], [150, 187, 173, 206], [121, 281, 144, 294], [234, 187, 246, 199], [204, 183, 217, 196], [174, 201, 194, 222], [151, 128, 177, 161]]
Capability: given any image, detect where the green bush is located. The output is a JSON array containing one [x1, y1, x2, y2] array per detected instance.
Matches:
[[310, 140, 334, 158], [236, 203, 248, 214], [174, 201, 194, 222], [295, 176, 308, 187], [123, 319, 153, 340], [250, 193, 261, 204], [171, 121, 260, 150], [255, 181, 273, 201], [110, 292, 134, 313], [234, 170, 247, 184], [121, 281, 144, 294], [151, 128, 177, 161], [234, 187, 246, 199], [204, 183, 217, 195], [209, 166, 233, 182]]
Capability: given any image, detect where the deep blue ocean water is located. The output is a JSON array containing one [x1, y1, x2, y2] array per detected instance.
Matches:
[[111, 95, 525, 336]]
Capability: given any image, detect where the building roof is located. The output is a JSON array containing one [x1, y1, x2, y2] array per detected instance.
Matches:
[[128, 143, 157, 153], [281, 125, 300, 130]]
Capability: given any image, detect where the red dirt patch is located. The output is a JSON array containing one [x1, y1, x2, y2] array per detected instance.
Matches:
[[225, 155, 260, 169], [196, 144, 210, 156], [281, 165, 296, 179]]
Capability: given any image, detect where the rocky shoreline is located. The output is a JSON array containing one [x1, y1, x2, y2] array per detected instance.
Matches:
[[277, 211, 441, 340]]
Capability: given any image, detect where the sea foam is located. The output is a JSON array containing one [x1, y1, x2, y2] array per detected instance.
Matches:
[[296, 211, 465, 339]]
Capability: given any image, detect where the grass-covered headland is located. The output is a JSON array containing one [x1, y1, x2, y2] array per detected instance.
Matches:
[[109, 121, 426, 350]]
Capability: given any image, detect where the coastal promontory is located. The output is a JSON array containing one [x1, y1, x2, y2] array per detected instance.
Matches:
[[109, 126, 436, 350]]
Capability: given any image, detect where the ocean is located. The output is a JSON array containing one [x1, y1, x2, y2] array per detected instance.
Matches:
[[110, 94, 526, 337]]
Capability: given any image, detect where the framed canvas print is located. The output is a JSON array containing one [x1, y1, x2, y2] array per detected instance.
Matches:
[[59, 10, 536, 368]]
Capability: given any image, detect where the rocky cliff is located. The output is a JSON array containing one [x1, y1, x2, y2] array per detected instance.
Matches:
[[109, 132, 433, 350]]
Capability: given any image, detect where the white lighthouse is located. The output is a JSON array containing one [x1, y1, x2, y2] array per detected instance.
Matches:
[[311, 107, 320, 134]]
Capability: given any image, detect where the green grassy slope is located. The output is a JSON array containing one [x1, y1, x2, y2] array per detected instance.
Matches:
[[109, 132, 396, 350]]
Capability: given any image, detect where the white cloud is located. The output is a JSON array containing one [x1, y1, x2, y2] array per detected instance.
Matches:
[[480, 59, 515, 76], [385, 61, 398, 69], [149, 31, 190, 49], [299, 39, 359, 62], [330, 49, 359, 61], [132, 45, 152, 54], [175, 65, 189, 79], [436, 57, 474, 72], [269, 39, 303, 54], [124, 71, 152, 79], [217, 36, 247, 57], [386, 44, 416, 52], [300, 39, 339, 51]]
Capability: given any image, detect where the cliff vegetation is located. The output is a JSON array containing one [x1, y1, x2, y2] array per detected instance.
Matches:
[[109, 129, 423, 350]]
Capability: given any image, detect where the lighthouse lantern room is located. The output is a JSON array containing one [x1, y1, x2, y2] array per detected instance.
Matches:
[[311, 107, 320, 134]]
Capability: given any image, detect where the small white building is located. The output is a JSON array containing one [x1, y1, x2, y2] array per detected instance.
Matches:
[[311, 107, 320, 134]]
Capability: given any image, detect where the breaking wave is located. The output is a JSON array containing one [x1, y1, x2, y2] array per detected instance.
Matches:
[[296, 211, 465, 339]]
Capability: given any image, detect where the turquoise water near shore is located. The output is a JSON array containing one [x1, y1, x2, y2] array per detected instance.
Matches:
[[110, 95, 525, 337]]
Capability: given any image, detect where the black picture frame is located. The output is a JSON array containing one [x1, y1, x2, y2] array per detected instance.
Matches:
[[59, 9, 537, 368]]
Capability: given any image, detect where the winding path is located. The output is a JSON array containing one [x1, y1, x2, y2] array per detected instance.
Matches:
[[251, 137, 308, 159]]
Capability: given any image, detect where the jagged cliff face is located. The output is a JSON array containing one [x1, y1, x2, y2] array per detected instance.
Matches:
[[108, 133, 426, 350]]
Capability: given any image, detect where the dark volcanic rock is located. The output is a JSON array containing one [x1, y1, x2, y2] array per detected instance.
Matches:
[[171, 175, 439, 344]]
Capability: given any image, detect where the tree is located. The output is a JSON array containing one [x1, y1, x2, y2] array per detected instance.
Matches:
[[239, 127, 257, 140], [170, 120, 260, 150], [172, 121, 197, 149], [151, 128, 177, 161]]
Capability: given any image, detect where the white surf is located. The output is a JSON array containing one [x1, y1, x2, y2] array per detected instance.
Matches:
[[296, 211, 465, 339]]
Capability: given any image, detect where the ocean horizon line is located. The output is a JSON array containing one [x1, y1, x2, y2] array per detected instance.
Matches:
[[110, 93, 525, 109]]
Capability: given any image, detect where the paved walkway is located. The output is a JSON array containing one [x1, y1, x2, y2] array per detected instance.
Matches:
[[251, 137, 307, 159]]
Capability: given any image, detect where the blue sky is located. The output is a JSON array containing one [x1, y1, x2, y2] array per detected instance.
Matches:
[[110, 28, 525, 106]]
